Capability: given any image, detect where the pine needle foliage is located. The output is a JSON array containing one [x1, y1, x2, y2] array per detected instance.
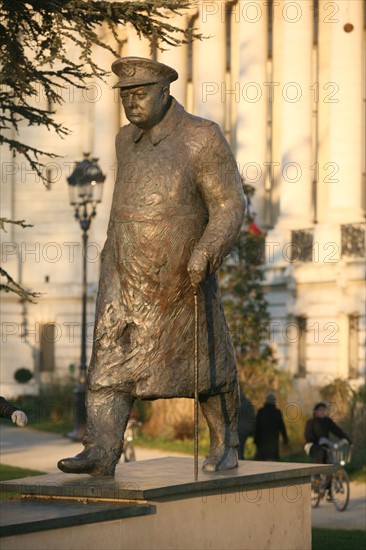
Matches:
[[0, 0, 199, 301], [0, 0, 199, 176]]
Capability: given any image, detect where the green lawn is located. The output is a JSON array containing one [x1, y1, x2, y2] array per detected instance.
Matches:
[[0, 417, 73, 435], [0, 464, 45, 500], [26, 419, 73, 434], [134, 433, 209, 456], [283, 452, 365, 483], [348, 467, 366, 483], [312, 528, 366, 550]]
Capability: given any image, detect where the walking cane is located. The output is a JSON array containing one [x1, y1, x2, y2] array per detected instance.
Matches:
[[194, 289, 199, 481]]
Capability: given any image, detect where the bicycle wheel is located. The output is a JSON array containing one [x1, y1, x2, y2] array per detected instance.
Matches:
[[331, 467, 350, 511], [123, 443, 136, 463], [311, 476, 321, 508]]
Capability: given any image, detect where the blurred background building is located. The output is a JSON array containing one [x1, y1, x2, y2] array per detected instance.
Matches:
[[1, 0, 365, 398]]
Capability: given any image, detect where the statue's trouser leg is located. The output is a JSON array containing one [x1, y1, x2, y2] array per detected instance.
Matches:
[[82, 387, 134, 475], [199, 387, 239, 469]]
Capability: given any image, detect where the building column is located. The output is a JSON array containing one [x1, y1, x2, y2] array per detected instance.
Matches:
[[272, 0, 313, 228], [90, 29, 121, 249], [157, 13, 189, 106], [126, 24, 152, 58], [122, 24, 153, 128], [234, 0, 268, 226], [318, 0, 364, 223], [194, 0, 226, 128]]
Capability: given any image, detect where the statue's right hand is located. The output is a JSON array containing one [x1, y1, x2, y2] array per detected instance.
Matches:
[[187, 248, 208, 291]]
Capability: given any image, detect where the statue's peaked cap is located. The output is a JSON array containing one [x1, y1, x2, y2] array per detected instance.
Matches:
[[112, 57, 178, 89]]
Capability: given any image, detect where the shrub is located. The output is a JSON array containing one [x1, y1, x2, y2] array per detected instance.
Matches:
[[15, 377, 75, 431], [13, 368, 33, 384]]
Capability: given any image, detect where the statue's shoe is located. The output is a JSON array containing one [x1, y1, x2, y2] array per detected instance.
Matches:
[[202, 447, 238, 472], [57, 446, 115, 477]]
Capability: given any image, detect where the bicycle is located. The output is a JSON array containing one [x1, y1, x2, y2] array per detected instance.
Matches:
[[309, 438, 352, 512], [120, 420, 140, 463]]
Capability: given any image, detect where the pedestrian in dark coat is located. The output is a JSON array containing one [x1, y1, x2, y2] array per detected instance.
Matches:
[[254, 392, 288, 460], [237, 391, 255, 460]]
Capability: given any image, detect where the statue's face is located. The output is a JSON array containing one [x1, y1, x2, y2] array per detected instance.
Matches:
[[120, 83, 170, 130]]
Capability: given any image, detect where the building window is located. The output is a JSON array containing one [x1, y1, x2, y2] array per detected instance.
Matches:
[[311, 0, 319, 223], [267, 0, 273, 59], [151, 39, 157, 62], [187, 14, 198, 83], [296, 316, 307, 378], [46, 93, 53, 113], [186, 13, 198, 113], [341, 224, 365, 258], [225, 2, 232, 73], [291, 229, 314, 262], [264, 0, 275, 228], [45, 167, 53, 190], [224, 2, 234, 148], [348, 315, 359, 379], [313, 0, 319, 46], [39, 323, 56, 372]]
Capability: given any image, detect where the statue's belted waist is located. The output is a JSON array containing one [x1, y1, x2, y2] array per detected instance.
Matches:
[[110, 205, 207, 223]]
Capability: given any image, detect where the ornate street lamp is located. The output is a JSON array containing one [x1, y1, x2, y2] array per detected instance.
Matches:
[[66, 153, 106, 441]]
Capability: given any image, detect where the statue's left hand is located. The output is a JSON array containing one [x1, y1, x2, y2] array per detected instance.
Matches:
[[187, 248, 208, 291]]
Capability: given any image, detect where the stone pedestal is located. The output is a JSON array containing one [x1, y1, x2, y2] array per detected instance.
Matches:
[[0, 457, 332, 550]]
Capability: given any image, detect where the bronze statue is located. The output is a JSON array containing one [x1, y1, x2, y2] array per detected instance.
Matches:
[[58, 57, 245, 477]]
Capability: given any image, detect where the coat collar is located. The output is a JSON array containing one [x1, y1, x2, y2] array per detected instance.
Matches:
[[132, 97, 184, 146]]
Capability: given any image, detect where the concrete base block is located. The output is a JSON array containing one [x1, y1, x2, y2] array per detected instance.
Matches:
[[1, 457, 332, 549]]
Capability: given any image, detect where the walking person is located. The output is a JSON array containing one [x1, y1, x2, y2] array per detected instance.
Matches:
[[237, 389, 255, 460], [254, 392, 288, 460]]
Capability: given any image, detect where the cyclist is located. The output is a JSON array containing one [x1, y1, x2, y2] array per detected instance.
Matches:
[[304, 402, 351, 499]]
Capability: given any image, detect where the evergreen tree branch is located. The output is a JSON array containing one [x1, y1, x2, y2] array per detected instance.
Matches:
[[0, 1, 199, 301], [0, 0, 200, 179]]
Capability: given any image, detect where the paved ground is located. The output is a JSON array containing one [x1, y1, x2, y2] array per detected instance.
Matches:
[[0, 424, 186, 473], [1, 424, 365, 530], [311, 480, 365, 530]]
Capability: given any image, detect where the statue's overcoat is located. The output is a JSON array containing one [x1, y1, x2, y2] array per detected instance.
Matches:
[[88, 99, 245, 399]]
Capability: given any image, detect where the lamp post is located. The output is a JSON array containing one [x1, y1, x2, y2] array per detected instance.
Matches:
[[66, 153, 106, 441]]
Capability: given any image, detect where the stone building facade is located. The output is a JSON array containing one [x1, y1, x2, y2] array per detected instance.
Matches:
[[1, 0, 365, 398]]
